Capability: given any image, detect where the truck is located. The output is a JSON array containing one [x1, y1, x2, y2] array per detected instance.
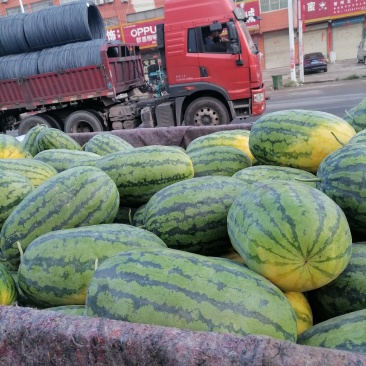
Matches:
[[0, 0, 266, 135]]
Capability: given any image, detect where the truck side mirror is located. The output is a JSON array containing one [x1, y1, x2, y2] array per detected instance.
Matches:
[[226, 21, 240, 55], [226, 21, 238, 42]]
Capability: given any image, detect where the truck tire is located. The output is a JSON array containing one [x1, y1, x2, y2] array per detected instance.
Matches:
[[184, 97, 230, 126], [64, 110, 104, 133], [43, 113, 64, 131], [18, 115, 54, 135]]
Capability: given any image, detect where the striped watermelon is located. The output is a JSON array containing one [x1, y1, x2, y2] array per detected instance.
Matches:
[[85, 248, 298, 342], [144, 176, 247, 255], [44, 305, 85, 316], [284, 291, 313, 335], [22, 125, 47, 156], [233, 165, 317, 188], [186, 129, 254, 162], [0, 263, 17, 305], [18, 224, 166, 306], [0, 172, 33, 229], [187, 146, 251, 177], [0, 159, 57, 187], [68, 157, 101, 169], [95, 146, 194, 207], [249, 110, 356, 173], [84, 133, 134, 155], [34, 149, 101, 173], [344, 97, 366, 133], [297, 309, 366, 354], [0, 134, 32, 159], [307, 243, 366, 322], [316, 144, 366, 236], [343, 106, 355, 125], [348, 129, 366, 145], [227, 180, 352, 292], [0, 166, 120, 269], [36, 127, 82, 151], [131, 204, 146, 227]]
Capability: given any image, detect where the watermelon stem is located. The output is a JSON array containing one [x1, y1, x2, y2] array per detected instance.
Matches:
[[295, 178, 321, 183], [95, 258, 99, 271], [344, 109, 353, 120], [16, 241, 24, 262], [128, 209, 133, 225], [331, 132, 345, 147]]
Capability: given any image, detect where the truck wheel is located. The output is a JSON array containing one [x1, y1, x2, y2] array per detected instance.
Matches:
[[184, 97, 230, 126], [18, 115, 54, 135], [64, 110, 104, 133], [42, 113, 64, 131]]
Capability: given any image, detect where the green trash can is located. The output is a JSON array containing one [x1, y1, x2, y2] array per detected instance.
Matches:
[[272, 75, 283, 90]]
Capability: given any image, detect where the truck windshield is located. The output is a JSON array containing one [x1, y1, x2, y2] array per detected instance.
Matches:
[[238, 20, 258, 54]]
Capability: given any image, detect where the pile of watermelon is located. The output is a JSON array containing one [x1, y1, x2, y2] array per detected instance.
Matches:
[[1, 105, 366, 356]]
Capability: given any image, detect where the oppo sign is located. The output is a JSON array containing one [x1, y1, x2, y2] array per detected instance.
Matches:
[[122, 20, 161, 47]]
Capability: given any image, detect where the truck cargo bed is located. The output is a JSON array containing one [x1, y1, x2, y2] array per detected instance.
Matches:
[[0, 43, 144, 111]]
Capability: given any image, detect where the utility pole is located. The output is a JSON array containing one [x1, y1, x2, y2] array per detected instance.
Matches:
[[298, 0, 305, 82], [19, 0, 25, 13], [288, 0, 297, 82]]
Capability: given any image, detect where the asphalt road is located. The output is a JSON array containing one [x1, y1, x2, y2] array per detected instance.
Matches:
[[233, 78, 365, 124]]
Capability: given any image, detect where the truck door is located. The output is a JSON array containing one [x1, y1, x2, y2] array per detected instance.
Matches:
[[197, 25, 250, 99]]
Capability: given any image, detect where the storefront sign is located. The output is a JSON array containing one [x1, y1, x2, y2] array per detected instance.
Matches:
[[236, 0, 261, 29], [106, 26, 122, 42], [304, 0, 366, 21], [122, 19, 163, 47]]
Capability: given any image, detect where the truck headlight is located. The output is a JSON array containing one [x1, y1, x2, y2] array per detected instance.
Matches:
[[254, 93, 265, 103]]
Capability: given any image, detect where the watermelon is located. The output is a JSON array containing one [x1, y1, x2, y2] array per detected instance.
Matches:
[[143, 176, 247, 255], [316, 143, 366, 236], [186, 129, 254, 162], [18, 224, 166, 306], [95, 146, 194, 207], [297, 309, 366, 355], [0, 134, 31, 159], [249, 110, 356, 173], [34, 149, 101, 173], [307, 243, 366, 322], [131, 204, 146, 227], [233, 165, 317, 188], [344, 97, 366, 132], [348, 129, 366, 145], [22, 125, 47, 156], [284, 291, 313, 335], [0, 263, 17, 305], [84, 133, 134, 155], [85, 248, 298, 342], [0, 158, 57, 187], [187, 146, 251, 177], [227, 180, 352, 292], [36, 127, 82, 151], [0, 172, 33, 229], [0, 166, 120, 269], [343, 106, 356, 124], [44, 305, 85, 316]]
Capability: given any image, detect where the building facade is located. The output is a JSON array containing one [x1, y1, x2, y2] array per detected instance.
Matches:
[[1, 0, 365, 71]]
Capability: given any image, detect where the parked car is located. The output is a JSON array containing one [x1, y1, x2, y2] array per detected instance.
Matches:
[[357, 39, 366, 64], [303, 52, 328, 74]]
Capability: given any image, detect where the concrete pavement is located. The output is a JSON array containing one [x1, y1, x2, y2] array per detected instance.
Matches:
[[263, 58, 366, 89]]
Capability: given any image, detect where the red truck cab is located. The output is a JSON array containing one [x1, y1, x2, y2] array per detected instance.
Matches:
[[158, 0, 266, 126]]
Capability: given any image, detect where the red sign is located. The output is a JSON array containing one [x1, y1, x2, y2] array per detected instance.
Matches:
[[106, 26, 122, 42], [122, 19, 162, 47], [304, 0, 366, 20], [236, 0, 261, 29]]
